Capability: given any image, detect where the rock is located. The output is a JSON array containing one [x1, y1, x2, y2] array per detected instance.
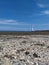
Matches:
[[12, 61, 25, 65], [38, 62, 48, 65], [0, 46, 3, 52], [4, 54, 14, 60], [25, 51, 29, 55], [0, 35, 49, 65], [4, 58, 12, 65], [33, 53, 39, 58]]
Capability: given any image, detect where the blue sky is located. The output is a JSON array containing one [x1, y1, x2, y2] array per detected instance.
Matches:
[[0, 0, 49, 31]]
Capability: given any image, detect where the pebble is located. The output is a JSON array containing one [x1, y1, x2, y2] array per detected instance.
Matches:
[[0, 35, 49, 65]]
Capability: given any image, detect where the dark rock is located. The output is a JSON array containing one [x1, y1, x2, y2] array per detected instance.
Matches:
[[33, 53, 39, 58], [22, 40, 27, 43], [25, 51, 29, 55], [34, 43, 45, 46], [20, 48, 25, 51], [4, 54, 14, 59], [47, 46, 49, 48], [0, 47, 3, 52]]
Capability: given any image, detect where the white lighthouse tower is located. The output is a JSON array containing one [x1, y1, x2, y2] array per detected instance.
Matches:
[[31, 24, 34, 31]]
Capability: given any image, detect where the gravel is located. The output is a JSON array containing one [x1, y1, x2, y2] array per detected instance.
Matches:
[[0, 35, 49, 65]]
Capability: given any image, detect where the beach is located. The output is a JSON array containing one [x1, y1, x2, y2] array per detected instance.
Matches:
[[0, 34, 49, 65]]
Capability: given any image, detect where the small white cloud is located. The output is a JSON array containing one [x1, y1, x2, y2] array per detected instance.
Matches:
[[4, 20, 16, 23], [37, 3, 45, 8], [42, 10, 49, 15], [0, 19, 15, 23], [0, 19, 31, 26], [0, 19, 22, 25], [0, 19, 33, 31]]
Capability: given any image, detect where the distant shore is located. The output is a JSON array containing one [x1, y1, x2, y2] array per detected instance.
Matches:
[[0, 30, 49, 35]]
